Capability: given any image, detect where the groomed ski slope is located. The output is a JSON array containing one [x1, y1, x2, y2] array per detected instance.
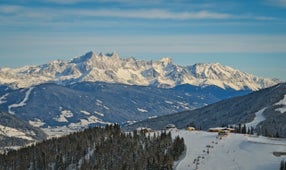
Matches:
[[245, 107, 267, 129], [171, 130, 286, 170], [8, 87, 34, 115]]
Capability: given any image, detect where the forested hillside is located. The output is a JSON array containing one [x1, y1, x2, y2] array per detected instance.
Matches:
[[125, 83, 286, 137], [0, 124, 184, 170]]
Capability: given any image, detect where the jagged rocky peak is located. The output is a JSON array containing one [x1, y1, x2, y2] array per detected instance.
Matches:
[[71, 51, 120, 64], [104, 51, 119, 58], [0, 51, 280, 90], [69, 51, 122, 71], [71, 51, 96, 63], [192, 62, 224, 71], [190, 62, 240, 78], [159, 57, 173, 65]]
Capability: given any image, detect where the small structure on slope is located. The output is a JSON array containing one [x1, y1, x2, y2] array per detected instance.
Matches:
[[208, 127, 235, 133], [186, 126, 196, 131], [136, 127, 152, 133], [165, 124, 176, 130]]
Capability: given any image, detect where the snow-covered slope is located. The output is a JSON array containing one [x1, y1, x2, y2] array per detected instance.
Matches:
[[0, 51, 279, 90], [0, 82, 249, 136], [0, 111, 47, 152], [125, 83, 286, 137], [172, 130, 286, 170], [0, 124, 33, 141]]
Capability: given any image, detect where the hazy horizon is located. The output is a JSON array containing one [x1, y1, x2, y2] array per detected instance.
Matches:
[[0, 0, 286, 81]]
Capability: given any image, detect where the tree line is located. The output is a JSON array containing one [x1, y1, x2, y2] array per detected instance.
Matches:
[[229, 124, 280, 137], [0, 124, 185, 170], [232, 124, 254, 135]]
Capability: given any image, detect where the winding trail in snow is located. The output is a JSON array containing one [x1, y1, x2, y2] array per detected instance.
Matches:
[[8, 87, 34, 115]]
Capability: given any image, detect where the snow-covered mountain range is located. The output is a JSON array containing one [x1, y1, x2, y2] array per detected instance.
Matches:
[[0, 51, 279, 90]]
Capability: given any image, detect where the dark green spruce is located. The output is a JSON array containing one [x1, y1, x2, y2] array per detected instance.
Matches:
[[0, 124, 185, 170]]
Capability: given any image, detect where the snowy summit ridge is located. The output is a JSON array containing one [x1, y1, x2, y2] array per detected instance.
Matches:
[[0, 51, 279, 90]]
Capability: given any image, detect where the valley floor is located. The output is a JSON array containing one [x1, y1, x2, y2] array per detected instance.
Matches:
[[171, 130, 286, 170]]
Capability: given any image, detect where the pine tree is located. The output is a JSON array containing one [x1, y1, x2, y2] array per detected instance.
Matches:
[[276, 131, 280, 138], [242, 124, 247, 134], [250, 127, 254, 135], [281, 160, 285, 170], [238, 124, 242, 133], [264, 128, 269, 137]]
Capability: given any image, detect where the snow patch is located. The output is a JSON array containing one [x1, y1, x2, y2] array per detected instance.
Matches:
[[80, 110, 90, 115], [42, 126, 74, 139], [0, 124, 33, 141], [94, 111, 104, 117], [246, 108, 267, 129], [130, 99, 137, 104], [96, 99, 103, 104], [165, 100, 173, 104], [8, 87, 34, 114], [103, 105, 110, 110], [68, 116, 110, 130], [124, 120, 137, 125], [61, 110, 74, 118], [137, 108, 148, 113], [29, 118, 45, 128], [176, 101, 190, 109], [44, 113, 110, 138], [95, 99, 110, 110], [275, 94, 286, 105], [53, 115, 68, 122], [276, 107, 286, 114], [148, 115, 157, 119], [274, 94, 286, 114], [0, 93, 8, 104], [185, 93, 191, 96], [54, 110, 74, 122]]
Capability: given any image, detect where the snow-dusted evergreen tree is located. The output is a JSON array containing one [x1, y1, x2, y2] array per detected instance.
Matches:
[[0, 124, 185, 170]]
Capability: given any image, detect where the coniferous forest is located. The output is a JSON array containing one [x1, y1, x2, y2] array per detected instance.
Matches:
[[0, 124, 185, 170]]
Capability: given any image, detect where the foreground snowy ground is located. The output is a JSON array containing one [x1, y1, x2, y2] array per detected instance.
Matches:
[[171, 130, 286, 170]]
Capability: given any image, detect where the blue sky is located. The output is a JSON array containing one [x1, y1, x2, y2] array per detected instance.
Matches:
[[0, 0, 286, 80]]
